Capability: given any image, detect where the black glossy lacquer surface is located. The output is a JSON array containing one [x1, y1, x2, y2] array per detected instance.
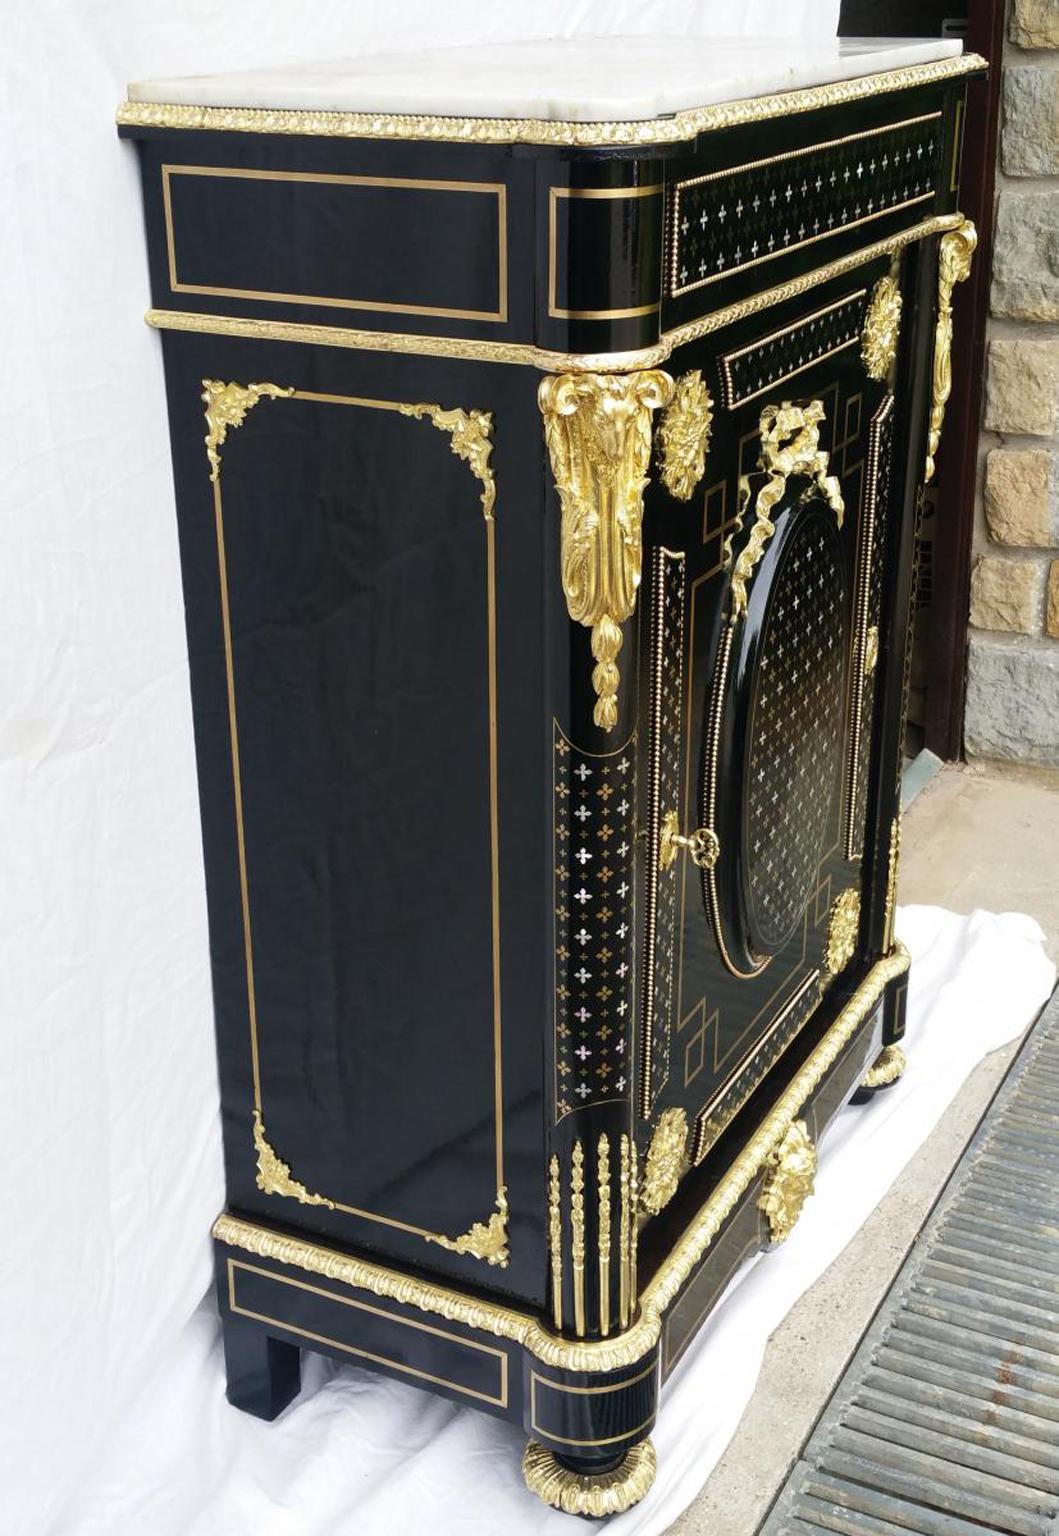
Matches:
[[122, 64, 976, 1464]]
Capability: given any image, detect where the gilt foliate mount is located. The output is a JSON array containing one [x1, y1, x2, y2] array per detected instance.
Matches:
[[540, 369, 674, 731], [726, 398, 845, 626]]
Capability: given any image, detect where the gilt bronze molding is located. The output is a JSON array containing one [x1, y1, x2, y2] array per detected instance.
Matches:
[[539, 370, 673, 730], [639, 1108, 690, 1217], [863, 1043, 908, 1089], [522, 1437, 657, 1515], [825, 888, 862, 978], [727, 399, 845, 624], [656, 370, 713, 500], [861, 273, 903, 382], [213, 943, 911, 1374], [924, 217, 977, 483], [759, 1119, 817, 1243], [118, 54, 985, 149]]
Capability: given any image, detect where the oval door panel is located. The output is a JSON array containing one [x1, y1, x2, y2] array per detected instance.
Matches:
[[702, 481, 848, 977]]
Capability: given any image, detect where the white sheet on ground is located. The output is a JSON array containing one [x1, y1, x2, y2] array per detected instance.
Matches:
[[50, 906, 1055, 1536]]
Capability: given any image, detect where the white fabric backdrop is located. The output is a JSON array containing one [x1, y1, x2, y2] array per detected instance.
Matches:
[[46, 908, 1059, 1535], [2, 3, 883, 1531]]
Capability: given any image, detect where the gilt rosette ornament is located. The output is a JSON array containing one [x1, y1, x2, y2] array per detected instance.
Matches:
[[639, 1107, 689, 1216], [861, 273, 903, 382], [657, 369, 713, 500]]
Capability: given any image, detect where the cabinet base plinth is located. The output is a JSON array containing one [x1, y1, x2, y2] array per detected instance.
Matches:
[[522, 1438, 657, 1517]]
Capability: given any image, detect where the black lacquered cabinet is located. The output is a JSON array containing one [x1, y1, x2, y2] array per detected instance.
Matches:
[[119, 41, 983, 1516]]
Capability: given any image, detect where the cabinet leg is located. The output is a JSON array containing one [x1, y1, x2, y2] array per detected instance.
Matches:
[[852, 1042, 908, 1102], [221, 1314, 301, 1420], [522, 1437, 657, 1516]]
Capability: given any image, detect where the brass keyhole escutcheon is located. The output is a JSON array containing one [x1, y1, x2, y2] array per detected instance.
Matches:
[[659, 810, 720, 872]]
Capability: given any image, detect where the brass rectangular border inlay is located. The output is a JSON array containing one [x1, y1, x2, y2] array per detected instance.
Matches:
[[212, 388, 504, 1241], [228, 1259, 509, 1407], [162, 164, 509, 323], [548, 185, 663, 321]]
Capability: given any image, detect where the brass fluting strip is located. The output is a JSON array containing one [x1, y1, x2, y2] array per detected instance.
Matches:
[[598, 1135, 612, 1337], [548, 1154, 563, 1332], [212, 944, 910, 1374], [630, 1141, 640, 1307], [619, 1134, 631, 1329], [571, 1141, 586, 1337]]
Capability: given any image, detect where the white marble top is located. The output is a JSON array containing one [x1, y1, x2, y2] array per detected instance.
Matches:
[[128, 37, 964, 123]]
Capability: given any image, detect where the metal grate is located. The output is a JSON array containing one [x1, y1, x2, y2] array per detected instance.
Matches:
[[759, 985, 1059, 1536]]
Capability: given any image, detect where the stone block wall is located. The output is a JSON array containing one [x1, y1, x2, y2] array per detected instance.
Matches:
[[965, 0, 1059, 766]]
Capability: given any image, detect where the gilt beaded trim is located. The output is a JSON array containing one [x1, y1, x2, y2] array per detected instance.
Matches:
[[640, 549, 686, 1118]]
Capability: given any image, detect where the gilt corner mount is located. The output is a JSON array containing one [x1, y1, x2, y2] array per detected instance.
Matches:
[[539, 369, 673, 731]]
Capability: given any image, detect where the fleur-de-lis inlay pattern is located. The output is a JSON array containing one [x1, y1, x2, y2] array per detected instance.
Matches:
[[746, 513, 846, 948], [554, 727, 637, 1121], [672, 114, 943, 298], [719, 290, 868, 409]]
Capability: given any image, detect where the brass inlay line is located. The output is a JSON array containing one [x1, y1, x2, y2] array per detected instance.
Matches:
[[639, 547, 684, 1118], [117, 54, 986, 148], [844, 393, 893, 860], [212, 940, 910, 1374], [529, 1363, 657, 1448], [228, 1259, 508, 1407], [144, 209, 966, 372], [950, 97, 965, 192], [548, 1154, 563, 1331], [161, 163, 507, 324], [630, 1140, 639, 1305], [691, 968, 821, 1166], [571, 1140, 586, 1337], [548, 185, 662, 321], [670, 111, 942, 297], [598, 1134, 612, 1337], [206, 380, 504, 1248]]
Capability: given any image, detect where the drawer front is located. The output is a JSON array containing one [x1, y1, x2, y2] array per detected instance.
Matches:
[[662, 80, 963, 332], [160, 163, 508, 323], [638, 256, 904, 1163]]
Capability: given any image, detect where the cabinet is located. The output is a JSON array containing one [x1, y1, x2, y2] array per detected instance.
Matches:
[[119, 37, 983, 1515]]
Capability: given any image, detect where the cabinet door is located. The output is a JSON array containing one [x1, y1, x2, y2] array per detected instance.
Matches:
[[639, 265, 901, 1162]]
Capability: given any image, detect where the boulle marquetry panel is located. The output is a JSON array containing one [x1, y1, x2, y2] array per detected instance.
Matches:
[[122, 48, 980, 1516], [670, 111, 944, 299], [553, 726, 637, 1123]]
